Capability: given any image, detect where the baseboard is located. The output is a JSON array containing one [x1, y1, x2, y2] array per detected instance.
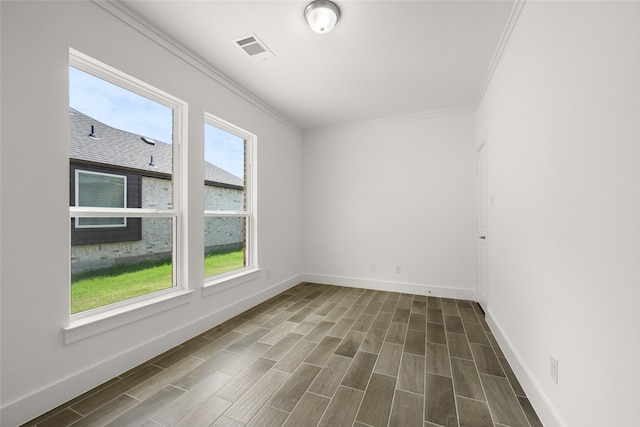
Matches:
[[0, 274, 302, 427], [302, 273, 475, 301], [486, 309, 566, 427]]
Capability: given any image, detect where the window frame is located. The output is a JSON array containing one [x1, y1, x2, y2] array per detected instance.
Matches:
[[203, 113, 258, 291], [68, 49, 188, 322]]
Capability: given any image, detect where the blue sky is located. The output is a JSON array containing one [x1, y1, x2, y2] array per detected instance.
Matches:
[[69, 66, 245, 179]]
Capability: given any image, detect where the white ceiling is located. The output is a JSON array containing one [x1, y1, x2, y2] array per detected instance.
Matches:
[[118, 1, 517, 131]]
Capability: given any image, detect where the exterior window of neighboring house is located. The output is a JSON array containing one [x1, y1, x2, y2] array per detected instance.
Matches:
[[69, 49, 186, 316], [204, 114, 256, 284], [75, 170, 127, 228]]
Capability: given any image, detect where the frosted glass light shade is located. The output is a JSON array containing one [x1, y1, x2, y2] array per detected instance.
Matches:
[[304, 1, 340, 34]]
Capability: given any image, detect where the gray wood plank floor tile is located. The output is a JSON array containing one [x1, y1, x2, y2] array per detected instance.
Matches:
[[398, 352, 426, 394], [308, 354, 352, 397], [152, 371, 232, 426], [281, 392, 330, 427], [224, 369, 289, 424], [405, 329, 427, 355], [334, 330, 366, 358], [326, 317, 356, 339], [36, 409, 82, 427], [246, 406, 289, 427], [371, 311, 393, 330], [173, 394, 231, 427], [318, 386, 364, 427], [215, 357, 275, 402], [499, 356, 525, 396], [259, 321, 298, 345], [457, 396, 493, 427], [262, 332, 304, 361], [444, 315, 465, 334], [356, 373, 396, 427], [351, 312, 376, 332], [341, 351, 378, 390], [129, 356, 204, 400], [427, 307, 444, 324], [465, 322, 491, 346], [441, 299, 459, 316], [450, 357, 485, 400], [426, 322, 447, 345], [104, 385, 184, 427], [272, 340, 316, 373], [470, 343, 505, 377], [412, 299, 427, 314], [426, 296, 440, 308], [152, 336, 213, 369], [23, 283, 542, 427], [426, 342, 451, 377], [408, 313, 426, 331], [447, 332, 473, 360], [518, 396, 544, 427], [71, 365, 163, 415], [385, 321, 407, 345], [389, 389, 424, 427], [397, 294, 413, 309], [305, 335, 342, 365], [268, 363, 321, 412], [374, 342, 403, 377], [425, 373, 457, 427], [360, 327, 386, 353], [304, 320, 336, 343], [69, 395, 139, 427], [480, 374, 530, 427], [211, 415, 245, 427], [459, 306, 481, 324], [392, 307, 410, 323], [171, 351, 237, 390]]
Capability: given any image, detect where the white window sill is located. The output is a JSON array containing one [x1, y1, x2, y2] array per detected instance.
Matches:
[[63, 289, 194, 344], [202, 268, 262, 297]]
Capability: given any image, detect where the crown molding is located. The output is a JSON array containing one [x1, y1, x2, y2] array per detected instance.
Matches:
[[304, 105, 476, 137], [93, 1, 302, 135], [474, 0, 527, 109]]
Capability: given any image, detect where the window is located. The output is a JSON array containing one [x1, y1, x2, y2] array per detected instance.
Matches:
[[204, 115, 256, 284], [69, 49, 186, 315], [75, 170, 127, 228], [69, 164, 142, 246]]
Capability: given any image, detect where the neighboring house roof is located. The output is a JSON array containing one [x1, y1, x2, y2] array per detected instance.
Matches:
[[69, 108, 244, 187]]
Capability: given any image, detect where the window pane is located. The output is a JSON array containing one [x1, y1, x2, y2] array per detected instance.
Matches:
[[204, 217, 246, 277], [76, 170, 126, 227], [77, 217, 126, 227], [71, 217, 174, 313], [204, 123, 245, 211], [69, 66, 174, 204], [77, 171, 125, 207]]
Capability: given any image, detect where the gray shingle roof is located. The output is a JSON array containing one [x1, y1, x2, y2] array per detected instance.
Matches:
[[69, 108, 244, 187]]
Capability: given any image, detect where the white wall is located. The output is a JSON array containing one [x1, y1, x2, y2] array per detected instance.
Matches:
[[303, 111, 476, 299], [0, 2, 304, 425], [476, 2, 640, 426]]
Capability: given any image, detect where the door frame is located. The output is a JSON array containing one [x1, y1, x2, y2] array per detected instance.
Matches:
[[475, 135, 488, 311]]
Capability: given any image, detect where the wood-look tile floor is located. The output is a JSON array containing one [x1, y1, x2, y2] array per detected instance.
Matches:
[[24, 283, 544, 427]]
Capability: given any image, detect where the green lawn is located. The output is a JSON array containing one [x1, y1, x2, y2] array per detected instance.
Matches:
[[204, 249, 245, 278], [72, 250, 244, 313]]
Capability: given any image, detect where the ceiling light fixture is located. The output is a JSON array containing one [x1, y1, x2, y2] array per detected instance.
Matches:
[[304, 0, 340, 34]]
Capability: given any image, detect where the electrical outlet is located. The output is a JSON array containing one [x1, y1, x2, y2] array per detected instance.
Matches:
[[549, 356, 558, 384], [369, 263, 376, 272], [395, 264, 401, 273]]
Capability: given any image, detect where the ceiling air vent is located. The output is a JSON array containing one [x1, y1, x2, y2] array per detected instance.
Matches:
[[234, 33, 274, 61]]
